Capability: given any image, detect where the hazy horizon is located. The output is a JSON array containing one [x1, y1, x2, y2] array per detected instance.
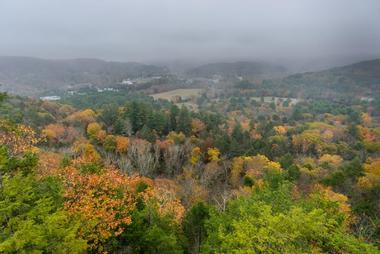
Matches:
[[1, 0, 380, 65]]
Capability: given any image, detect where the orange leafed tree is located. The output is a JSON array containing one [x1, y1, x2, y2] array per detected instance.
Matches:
[[273, 125, 287, 135], [42, 123, 66, 143], [62, 167, 137, 251], [0, 120, 39, 155], [115, 136, 129, 153], [152, 178, 185, 222], [72, 140, 102, 166], [61, 167, 185, 251], [36, 151, 63, 177], [361, 112, 372, 127]]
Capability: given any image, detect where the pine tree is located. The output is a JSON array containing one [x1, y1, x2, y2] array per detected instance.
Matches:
[[168, 105, 179, 131], [129, 102, 147, 134], [177, 106, 191, 135], [139, 125, 157, 142], [184, 202, 210, 253]]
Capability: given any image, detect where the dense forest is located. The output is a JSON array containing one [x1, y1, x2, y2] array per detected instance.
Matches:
[[0, 80, 379, 253], [2, 0, 380, 252]]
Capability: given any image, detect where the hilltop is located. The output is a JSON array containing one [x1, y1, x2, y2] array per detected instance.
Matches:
[[186, 61, 287, 79], [265, 59, 380, 98]]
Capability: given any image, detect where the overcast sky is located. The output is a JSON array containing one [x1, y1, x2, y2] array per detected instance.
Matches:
[[1, 0, 380, 63]]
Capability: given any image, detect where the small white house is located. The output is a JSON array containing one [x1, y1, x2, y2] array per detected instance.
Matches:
[[40, 96, 61, 101], [121, 79, 133, 85]]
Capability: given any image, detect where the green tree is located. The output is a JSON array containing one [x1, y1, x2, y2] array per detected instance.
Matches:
[[322, 157, 365, 192], [183, 202, 211, 254], [202, 183, 379, 254], [110, 202, 184, 253], [138, 125, 157, 142], [0, 150, 87, 253], [128, 101, 147, 134], [176, 106, 191, 135], [286, 164, 301, 181], [0, 92, 7, 105], [100, 104, 119, 130], [169, 105, 179, 131], [103, 135, 116, 153], [148, 111, 168, 135]]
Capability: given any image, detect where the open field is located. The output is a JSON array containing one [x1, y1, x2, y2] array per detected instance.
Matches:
[[150, 89, 203, 101], [251, 96, 300, 105]]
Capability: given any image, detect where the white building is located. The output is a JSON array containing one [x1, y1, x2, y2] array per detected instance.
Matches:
[[40, 96, 61, 101]]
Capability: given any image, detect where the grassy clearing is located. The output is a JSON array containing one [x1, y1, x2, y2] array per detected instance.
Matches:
[[151, 89, 203, 101]]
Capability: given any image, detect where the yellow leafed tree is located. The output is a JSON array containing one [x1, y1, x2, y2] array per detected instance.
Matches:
[[115, 136, 129, 153], [207, 147, 220, 162], [191, 146, 202, 165]]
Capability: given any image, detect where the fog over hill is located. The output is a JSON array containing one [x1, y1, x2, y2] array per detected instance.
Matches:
[[1, 1, 379, 62], [0, 56, 168, 96], [186, 61, 287, 79], [262, 58, 380, 98], [1, 56, 380, 98], [283, 58, 380, 88], [0, 0, 379, 96]]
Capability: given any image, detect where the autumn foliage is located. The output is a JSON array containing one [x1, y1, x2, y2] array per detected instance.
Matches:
[[0, 120, 39, 155], [62, 167, 136, 250]]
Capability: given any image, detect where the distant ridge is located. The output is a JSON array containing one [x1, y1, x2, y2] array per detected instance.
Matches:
[[290, 58, 380, 82], [265, 58, 380, 97], [186, 61, 287, 79], [0, 56, 169, 96]]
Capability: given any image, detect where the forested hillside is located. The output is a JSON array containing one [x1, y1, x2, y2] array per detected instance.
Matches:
[[0, 56, 169, 96], [186, 61, 287, 79], [261, 59, 380, 98], [0, 88, 379, 253]]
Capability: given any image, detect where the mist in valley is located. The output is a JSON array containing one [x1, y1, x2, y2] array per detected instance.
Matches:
[[1, 0, 380, 70]]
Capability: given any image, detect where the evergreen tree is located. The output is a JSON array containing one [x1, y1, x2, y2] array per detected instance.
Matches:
[[138, 125, 157, 142], [128, 101, 147, 134], [168, 105, 179, 131], [177, 106, 192, 135], [184, 202, 211, 254], [100, 104, 119, 130], [148, 111, 168, 135]]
